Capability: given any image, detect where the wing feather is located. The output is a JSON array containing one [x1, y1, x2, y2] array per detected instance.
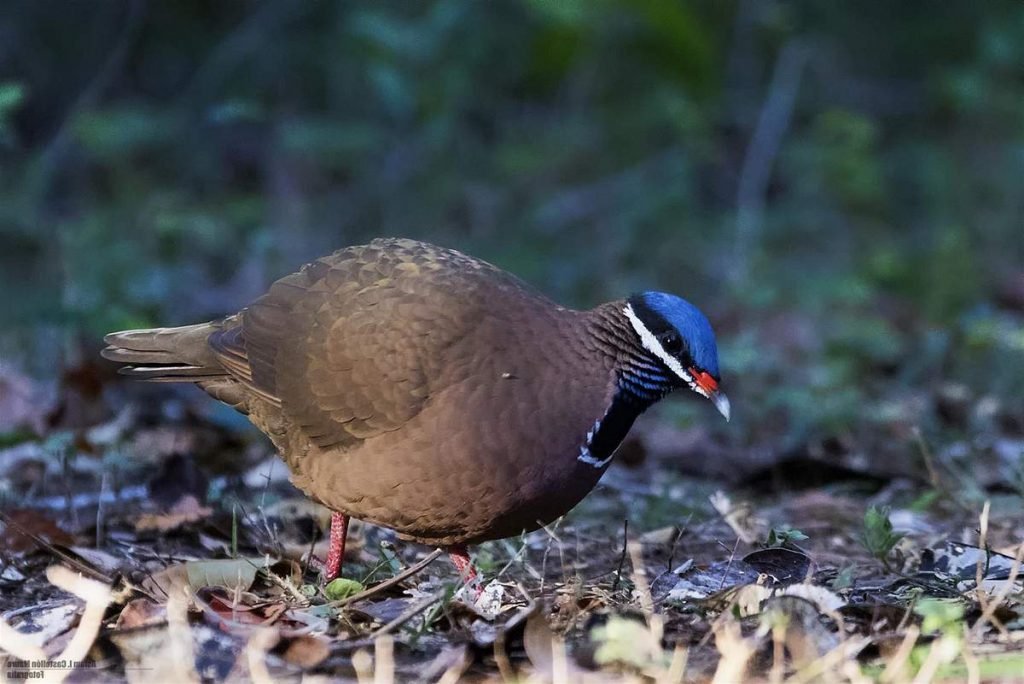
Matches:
[[238, 238, 546, 450]]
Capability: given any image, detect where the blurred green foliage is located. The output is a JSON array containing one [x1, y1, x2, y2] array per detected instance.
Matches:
[[861, 505, 905, 570], [0, 1, 1022, 447]]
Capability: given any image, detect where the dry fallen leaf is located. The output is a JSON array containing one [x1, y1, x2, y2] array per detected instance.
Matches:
[[200, 591, 288, 630], [709, 491, 765, 544], [523, 609, 585, 680], [779, 583, 845, 613], [277, 634, 331, 669], [135, 494, 213, 533], [0, 602, 80, 649], [140, 557, 267, 600], [761, 595, 841, 669], [0, 509, 75, 555], [0, 566, 114, 683], [742, 547, 813, 585], [110, 593, 201, 684], [115, 598, 167, 630], [65, 545, 125, 576], [590, 614, 666, 671]]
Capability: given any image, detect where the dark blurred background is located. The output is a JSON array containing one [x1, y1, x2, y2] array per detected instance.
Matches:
[[1, 1, 1023, 471]]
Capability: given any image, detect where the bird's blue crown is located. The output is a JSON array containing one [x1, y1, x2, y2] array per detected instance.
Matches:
[[633, 291, 720, 378]]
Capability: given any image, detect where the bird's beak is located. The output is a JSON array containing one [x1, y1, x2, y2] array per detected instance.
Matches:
[[710, 391, 731, 422], [689, 368, 731, 422]]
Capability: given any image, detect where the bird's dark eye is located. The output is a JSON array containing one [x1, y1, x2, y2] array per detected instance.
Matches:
[[659, 332, 683, 355]]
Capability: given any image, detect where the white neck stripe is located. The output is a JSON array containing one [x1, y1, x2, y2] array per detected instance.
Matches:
[[623, 303, 702, 393], [578, 419, 615, 468]]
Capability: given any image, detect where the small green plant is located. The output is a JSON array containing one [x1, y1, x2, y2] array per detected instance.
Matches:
[[379, 541, 402, 574], [408, 584, 456, 646], [908, 489, 942, 512], [591, 615, 670, 671], [906, 599, 967, 677], [472, 545, 499, 574], [915, 598, 965, 634], [765, 526, 809, 548], [830, 564, 856, 591], [861, 505, 904, 570], [324, 577, 365, 601]]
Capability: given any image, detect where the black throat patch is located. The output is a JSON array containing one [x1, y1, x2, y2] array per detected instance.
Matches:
[[577, 391, 645, 469]]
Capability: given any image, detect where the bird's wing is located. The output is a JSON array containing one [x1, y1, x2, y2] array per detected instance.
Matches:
[[206, 321, 282, 407], [227, 238, 545, 450]]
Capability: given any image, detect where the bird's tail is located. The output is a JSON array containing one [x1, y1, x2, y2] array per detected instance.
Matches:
[[101, 322, 226, 382]]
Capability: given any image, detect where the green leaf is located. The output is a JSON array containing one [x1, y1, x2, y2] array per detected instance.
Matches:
[[591, 615, 666, 670], [379, 541, 402, 574], [915, 598, 965, 634], [830, 564, 857, 591], [324, 577, 365, 601], [766, 527, 809, 547], [140, 558, 266, 599], [861, 505, 905, 563]]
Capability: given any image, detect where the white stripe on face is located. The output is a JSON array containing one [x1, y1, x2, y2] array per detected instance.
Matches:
[[623, 303, 702, 393]]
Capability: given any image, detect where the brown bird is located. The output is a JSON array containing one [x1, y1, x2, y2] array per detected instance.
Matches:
[[102, 239, 728, 583]]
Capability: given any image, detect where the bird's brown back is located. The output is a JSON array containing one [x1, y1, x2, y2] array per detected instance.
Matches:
[[209, 238, 566, 453]]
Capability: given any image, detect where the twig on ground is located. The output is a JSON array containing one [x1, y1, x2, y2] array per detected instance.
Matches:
[[46, 566, 112, 676], [492, 583, 538, 681], [915, 429, 980, 515], [960, 624, 982, 684], [96, 470, 108, 548], [913, 428, 945, 494], [493, 628, 516, 681], [971, 501, 1002, 636], [243, 628, 278, 684], [969, 540, 1024, 641], [718, 536, 742, 592], [352, 647, 374, 684], [373, 635, 394, 684], [327, 548, 443, 608], [611, 519, 629, 594], [534, 518, 566, 587], [0, 616, 47, 661], [0, 566, 114, 683], [263, 564, 311, 607], [710, 619, 757, 684], [629, 541, 656, 625], [788, 636, 871, 684], [370, 591, 444, 638], [0, 510, 112, 583], [664, 644, 689, 684], [879, 625, 920, 683], [495, 535, 530, 584]]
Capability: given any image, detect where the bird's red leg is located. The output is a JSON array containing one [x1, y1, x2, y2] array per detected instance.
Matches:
[[448, 545, 476, 581], [324, 512, 349, 581], [448, 544, 483, 598]]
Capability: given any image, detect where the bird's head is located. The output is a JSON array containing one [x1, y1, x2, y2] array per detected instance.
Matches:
[[623, 291, 730, 421]]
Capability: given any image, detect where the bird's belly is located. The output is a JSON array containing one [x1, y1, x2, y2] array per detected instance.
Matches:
[[283, 355, 631, 546], [289, 420, 613, 546]]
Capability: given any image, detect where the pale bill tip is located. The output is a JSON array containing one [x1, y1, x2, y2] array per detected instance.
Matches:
[[712, 392, 731, 422]]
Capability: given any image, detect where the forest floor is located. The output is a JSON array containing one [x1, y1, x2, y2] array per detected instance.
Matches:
[[1, 359, 1023, 683]]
